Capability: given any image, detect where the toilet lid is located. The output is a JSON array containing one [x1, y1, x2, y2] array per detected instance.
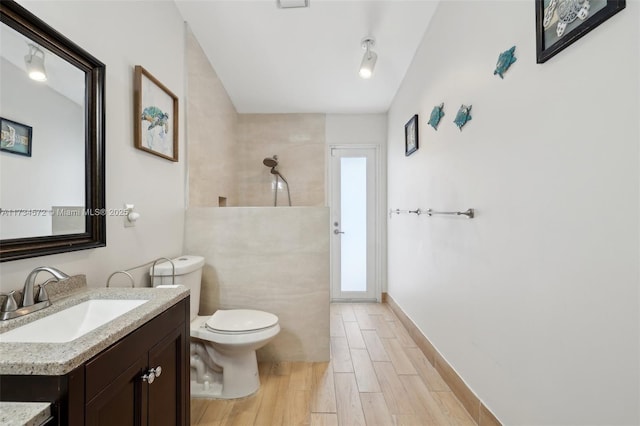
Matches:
[[205, 309, 279, 333]]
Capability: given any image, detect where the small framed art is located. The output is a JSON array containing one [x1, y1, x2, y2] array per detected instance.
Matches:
[[0, 117, 32, 157], [405, 114, 418, 156], [134, 65, 179, 161]]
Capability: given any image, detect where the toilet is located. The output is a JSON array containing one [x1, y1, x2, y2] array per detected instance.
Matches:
[[151, 255, 280, 399]]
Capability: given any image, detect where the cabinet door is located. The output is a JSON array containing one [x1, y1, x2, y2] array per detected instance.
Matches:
[[85, 356, 147, 426], [147, 326, 187, 426]]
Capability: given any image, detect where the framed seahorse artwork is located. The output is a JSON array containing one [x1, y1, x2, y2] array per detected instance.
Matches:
[[134, 65, 179, 161], [536, 0, 625, 63]]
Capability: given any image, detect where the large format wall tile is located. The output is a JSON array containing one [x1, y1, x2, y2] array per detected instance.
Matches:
[[237, 114, 325, 207], [185, 207, 330, 361], [186, 30, 238, 207]]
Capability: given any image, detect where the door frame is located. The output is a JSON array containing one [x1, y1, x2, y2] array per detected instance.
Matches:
[[328, 144, 382, 302]]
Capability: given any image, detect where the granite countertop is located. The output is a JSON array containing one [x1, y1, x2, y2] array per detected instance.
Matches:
[[0, 276, 189, 375], [0, 402, 51, 426]]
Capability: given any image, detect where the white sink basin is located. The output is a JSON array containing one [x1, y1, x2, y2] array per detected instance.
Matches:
[[0, 299, 148, 343]]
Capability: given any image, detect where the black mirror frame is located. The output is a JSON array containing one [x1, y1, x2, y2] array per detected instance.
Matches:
[[0, 1, 106, 262]]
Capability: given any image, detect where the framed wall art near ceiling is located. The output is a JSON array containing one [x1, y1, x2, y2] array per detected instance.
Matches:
[[0, 117, 32, 157], [134, 65, 178, 161], [536, 0, 625, 63], [405, 114, 418, 156]]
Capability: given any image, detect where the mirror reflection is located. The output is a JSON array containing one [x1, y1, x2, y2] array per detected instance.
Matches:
[[0, 22, 86, 239]]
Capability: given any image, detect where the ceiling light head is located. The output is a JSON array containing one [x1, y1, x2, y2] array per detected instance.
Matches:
[[359, 37, 377, 79], [24, 44, 47, 82]]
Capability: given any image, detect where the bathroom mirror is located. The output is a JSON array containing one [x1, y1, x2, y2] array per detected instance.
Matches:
[[0, 1, 105, 261]]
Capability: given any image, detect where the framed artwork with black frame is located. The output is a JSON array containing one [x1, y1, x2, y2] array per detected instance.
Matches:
[[536, 0, 625, 63], [0, 117, 32, 157], [405, 114, 418, 157]]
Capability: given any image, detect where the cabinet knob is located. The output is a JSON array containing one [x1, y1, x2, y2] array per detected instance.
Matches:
[[141, 366, 162, 384]]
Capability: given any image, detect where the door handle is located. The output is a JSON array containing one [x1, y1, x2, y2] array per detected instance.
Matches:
[[333, 229, 345, 235]]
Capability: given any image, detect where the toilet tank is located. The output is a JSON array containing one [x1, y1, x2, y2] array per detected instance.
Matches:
[[150, 255, 204, 321]]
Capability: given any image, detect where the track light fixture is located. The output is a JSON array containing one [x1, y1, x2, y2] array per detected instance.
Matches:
[[359, 37, 377, 79], [24, 44, 47, 82]]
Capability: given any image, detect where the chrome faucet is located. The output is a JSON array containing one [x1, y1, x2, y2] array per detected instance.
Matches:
[[1, 266, 71, 321], [22, 266, 71, 307]]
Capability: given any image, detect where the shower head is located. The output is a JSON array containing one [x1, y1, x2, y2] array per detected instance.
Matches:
[[263, 156, 278, 168], [263, 154, 287, 184], [262, 154, 291, 206]]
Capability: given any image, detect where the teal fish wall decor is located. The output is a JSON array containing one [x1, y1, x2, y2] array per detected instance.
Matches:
[[494, 46, 517, 79], [453, 105, 472, 131], [428, 103, 445, 130]]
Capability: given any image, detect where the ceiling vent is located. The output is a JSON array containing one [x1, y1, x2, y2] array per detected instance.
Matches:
[[277, 0, 309, 8]]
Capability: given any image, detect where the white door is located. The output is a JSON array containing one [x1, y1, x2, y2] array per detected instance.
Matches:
[[329, 146, 378, 301]]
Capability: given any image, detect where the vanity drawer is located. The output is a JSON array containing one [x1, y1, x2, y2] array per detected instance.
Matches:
[[84, 299, 187, 401]]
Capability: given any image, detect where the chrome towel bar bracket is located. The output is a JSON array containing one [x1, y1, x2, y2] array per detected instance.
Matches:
[[389, 208, 475, 219]]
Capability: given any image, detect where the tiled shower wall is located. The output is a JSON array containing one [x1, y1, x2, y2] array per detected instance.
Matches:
[[236, 114, 326, 207], [187, 29, 326, 208], [186, 29, 238, 207]]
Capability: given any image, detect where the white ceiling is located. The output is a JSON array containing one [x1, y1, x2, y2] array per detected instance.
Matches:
[[175, 0, 439, 114]]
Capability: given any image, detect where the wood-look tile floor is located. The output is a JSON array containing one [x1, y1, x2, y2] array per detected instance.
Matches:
[[191, 303, 476, 426]]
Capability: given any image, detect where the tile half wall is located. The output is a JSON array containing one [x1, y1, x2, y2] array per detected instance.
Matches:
[[185, 207, 330, 362]]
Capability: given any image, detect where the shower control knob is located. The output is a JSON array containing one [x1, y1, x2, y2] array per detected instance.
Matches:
[[334, 229, 345, 235]]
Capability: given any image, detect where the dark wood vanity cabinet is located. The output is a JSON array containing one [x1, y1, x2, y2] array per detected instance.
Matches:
[[0, 297, 190, 425]]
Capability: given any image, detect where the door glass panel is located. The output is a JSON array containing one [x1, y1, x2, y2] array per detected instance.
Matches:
[[340, 157, 367, 292]]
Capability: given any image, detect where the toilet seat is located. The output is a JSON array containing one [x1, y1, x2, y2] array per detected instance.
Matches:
[[205, 309, 279, 334], [190, 314, 280, 346]]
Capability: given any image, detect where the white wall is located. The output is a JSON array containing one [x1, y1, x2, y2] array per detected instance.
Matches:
[[326, 114, 387, 147], [387, 1, 639, 425], [0, 1, 186, 290]]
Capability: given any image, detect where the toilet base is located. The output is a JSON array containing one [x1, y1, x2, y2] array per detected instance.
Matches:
[[190, 378, 259, 400], [190, 379, 223, 399], [190, 340, 262, 399]]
